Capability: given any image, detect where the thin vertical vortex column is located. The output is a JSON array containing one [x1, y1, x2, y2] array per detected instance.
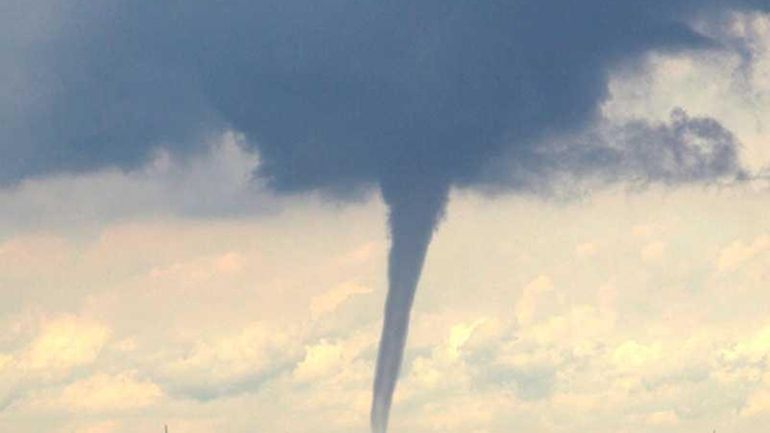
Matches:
[[371, 178, 449, 433]]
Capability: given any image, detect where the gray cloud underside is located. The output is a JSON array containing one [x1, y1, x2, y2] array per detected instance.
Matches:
[[2, 0, 768, 194], [480, 108, 747, 194]]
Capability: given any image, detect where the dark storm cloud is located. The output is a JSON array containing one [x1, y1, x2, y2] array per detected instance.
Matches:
[[480, 108, 747, 192], [2, 0, 765, 190], [581, 108, 747, 185]]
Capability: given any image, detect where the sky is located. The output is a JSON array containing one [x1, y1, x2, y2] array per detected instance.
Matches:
[[2, 3, 770, 433]]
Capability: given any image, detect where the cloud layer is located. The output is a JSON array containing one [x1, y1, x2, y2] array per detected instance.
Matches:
[[3, 184, 770, 433], [3, 0, 768, 192]]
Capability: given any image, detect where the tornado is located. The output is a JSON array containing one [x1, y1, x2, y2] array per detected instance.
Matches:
[[2, 1, 763, 432], [371, 177, 449, 433]]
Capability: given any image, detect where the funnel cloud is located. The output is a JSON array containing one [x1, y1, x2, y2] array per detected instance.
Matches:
[[373, 177, 449, 432], [1, 1, 768, 431]]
